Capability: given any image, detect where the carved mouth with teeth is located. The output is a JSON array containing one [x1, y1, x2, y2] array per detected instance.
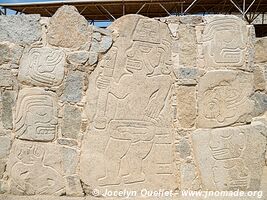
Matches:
[[210, 148, 231, 159], [126, 59, 142, 70], [36, 126, 56, 135]]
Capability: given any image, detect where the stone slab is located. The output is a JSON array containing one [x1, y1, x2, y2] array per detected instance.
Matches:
[[18, 46, 65, 87], [192, 122, 267, 191], [14, 88, 58, 141], [0, 15, 41, 45], [197, 70, 253, 128]]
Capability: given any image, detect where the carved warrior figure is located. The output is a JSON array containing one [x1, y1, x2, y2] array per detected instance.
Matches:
[[93, 18, 174, 186], [15, 88, 58, 141], [10, 143, 64, 195]]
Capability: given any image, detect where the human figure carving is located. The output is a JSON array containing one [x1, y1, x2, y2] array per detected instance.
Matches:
[[95, 19, 174, 185]]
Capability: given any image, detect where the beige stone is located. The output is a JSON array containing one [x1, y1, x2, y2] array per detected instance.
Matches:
[[15, 88, 58, 141], [175, 85, 196, 128], [197, 70, 253, 128], [18, 46, 65, 87], [255, 37, 267, 63], [202, 15, 248, 69], [176, 24, 197, 67], [61, 105, 82, 139], [192, 122, 267, 191], [80, 15, 178, 194], [253, 65, 265, 91], [6, 140, 65, 195], [47, 5, 92, 49]]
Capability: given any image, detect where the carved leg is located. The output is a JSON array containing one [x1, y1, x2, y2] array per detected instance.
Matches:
[[99, 138, 130, 186]]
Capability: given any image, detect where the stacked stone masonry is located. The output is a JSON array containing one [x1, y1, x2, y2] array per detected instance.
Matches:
[[0, 5, 266, 200]]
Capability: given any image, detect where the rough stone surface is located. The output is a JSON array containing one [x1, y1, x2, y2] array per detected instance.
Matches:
[[253, 65, 265, 91], [255, 37, 267, 63], [0, 7, 266, 200], [2, 91, 16, 130], [0, 15, 42, 45], [58, 138, 78, 147], [61, 105, 82, 139], [251, 92, 267, 116], [47, 5, 92, 49], [175, 138, 191, 159], [176, 86, 196, 128], [18, 46, 65, 87], [0, 136, 11, 159], [192, 122, 267, 191], [0, 42, 24, 65], [61, 71, 84, 103], [176, 24, 197, 67], [68, 51, 89, 65], [0, 69, 16, 87]]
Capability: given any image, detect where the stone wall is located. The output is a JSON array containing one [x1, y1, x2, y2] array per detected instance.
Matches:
[[0, 5, 266, 199]]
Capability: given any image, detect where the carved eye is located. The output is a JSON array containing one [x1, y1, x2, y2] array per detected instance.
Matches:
[[139, 45, 152, 53], [220, 131, 232, 139], [36, 110, 48, 116]]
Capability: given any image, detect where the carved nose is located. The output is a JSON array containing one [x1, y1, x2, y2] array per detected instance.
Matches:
[[209, 133, 221, 149], [50, 118, 58, 125]]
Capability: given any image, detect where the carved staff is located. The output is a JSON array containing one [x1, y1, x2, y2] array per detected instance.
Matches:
[[94, 48, 117, 129]]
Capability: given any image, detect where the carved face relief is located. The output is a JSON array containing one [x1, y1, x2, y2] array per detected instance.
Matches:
[[209, 130, 246, 160], [18, 46, 65, 87], [203, 17, 247, 67], [15, 88, 58, 141], [198, 71, 253, 128]]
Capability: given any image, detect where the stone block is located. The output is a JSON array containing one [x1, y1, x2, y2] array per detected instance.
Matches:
[[18, 46, 65, 87], [61, 71, 84, 103], [15, 88, 58, 141], [197, 70, 253, 128], [47, 5, 92, 49], [0, 15, 41, 45], [192, 122, 267, 191]]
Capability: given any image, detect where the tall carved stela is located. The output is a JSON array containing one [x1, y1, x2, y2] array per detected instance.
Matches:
[[80, 15, 177, 193]]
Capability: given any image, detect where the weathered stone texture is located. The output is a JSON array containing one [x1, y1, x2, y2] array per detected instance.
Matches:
[[176, 86, 196, 128], [255, 37, 267, 63], [61, 105, 82, 139], [47, 5, 92, 49], [0, 69, 16, 88], [176, 24, 197, 67], [2, 91, 16, 130], [67, 51, 89, 65], [61, 71, 84, 103], [0, 42, 23, 65], [0, 15, 42, 45], [251, 92, 267, 116]]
